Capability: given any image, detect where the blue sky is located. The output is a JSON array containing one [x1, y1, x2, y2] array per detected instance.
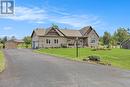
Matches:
[[0, 0, 130, 39]]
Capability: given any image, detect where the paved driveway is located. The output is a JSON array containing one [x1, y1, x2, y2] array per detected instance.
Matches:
[[0, 49, 130, 87]]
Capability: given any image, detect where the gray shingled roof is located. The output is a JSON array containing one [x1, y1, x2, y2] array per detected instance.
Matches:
[[32, 26, 96, 37], [7, 39, 24, 43], [60, 29, 82, 37], [34, 28, 46, 36], [79, 26, 92, 36]]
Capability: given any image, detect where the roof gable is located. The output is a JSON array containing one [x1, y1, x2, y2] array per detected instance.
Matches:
[[80, 26, 99, 37], [45, 28, 64, 36], [45, 27, 64, 36], [79, 26, 91, 36]]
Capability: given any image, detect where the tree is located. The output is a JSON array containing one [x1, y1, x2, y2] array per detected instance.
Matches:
[[127, 28, 130, 38], [0, 38, 2, 43], [99, 36, 104, 45], [127, 28, 130, 34], [114, 28, 128, 44], [103, 32, 111, 46], [110, 36, 117, 46], [52, 23, 59, 29], [1, 36, 8, 48], [23, 36, 31, 48], [2, 36, 7, 43], [0, 38, 2, 49], [11, 36, 16, 40]]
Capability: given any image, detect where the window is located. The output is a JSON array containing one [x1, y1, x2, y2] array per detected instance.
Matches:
[[46, 39, 50, 44], [54, 39, 56, 44], [91, 39, 96, 43], [54, 39, 58, 44]]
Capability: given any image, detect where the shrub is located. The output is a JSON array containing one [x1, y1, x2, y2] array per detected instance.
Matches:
[[91, 49, 97, 51], [82, 58, 87, 61], [61, 44, 67, 48], [88, 55, 100, 62], [91, 47, 111, 51]]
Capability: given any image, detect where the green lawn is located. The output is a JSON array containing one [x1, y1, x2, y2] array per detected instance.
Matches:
[[35, 48, 130, 70], [0, 50, 5, 72], [18, 43, 31, 48], [0, 43, 3, 49]]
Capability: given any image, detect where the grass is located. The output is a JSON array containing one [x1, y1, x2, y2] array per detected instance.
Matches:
[[35, 48, 130, 70], [0, 50, 5, 72], [17, 43, 31, 48], [0, 43, 3, 49]]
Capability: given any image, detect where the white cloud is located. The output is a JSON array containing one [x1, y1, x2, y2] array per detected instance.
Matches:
[[0, 6, 107, 29], [0, 34, 14, 37], [0, 6, 48, 23], [44, 6, 106, 28], [3, 26, 12, 30], [50, 13, 102, 28]]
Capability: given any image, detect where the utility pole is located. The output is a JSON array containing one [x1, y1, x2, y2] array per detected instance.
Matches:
[[76, 37, 79, 57]]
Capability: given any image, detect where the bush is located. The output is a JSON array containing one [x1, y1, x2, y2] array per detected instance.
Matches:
[[91, 47, 111, 51], [61, 44, 67, 48], [82, 58, 87, 61], [88, 55, 100, 62]]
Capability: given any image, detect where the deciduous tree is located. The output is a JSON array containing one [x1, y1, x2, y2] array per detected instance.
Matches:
[[114, 28, 128, 44], [23, 36, 31, 48], [103, 32, 111, 46]]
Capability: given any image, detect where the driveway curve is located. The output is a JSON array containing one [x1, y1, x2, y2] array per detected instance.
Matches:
[[0, 49, 130, 87]]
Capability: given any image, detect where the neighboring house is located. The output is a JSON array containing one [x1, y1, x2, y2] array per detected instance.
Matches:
[[5, 39, 24, 49], [121, 39, 130, 49], [31, 26, 99, 49]]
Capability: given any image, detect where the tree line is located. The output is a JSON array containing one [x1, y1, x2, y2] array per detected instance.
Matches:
[[100, 27, 130, 48]]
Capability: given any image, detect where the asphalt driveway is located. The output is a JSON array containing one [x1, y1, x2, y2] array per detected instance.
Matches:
[[0, 49, 130, 87]]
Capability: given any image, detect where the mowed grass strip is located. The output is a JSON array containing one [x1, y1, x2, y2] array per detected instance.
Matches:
[[0, 50, 5, 72], [35, 48, 130, 70]]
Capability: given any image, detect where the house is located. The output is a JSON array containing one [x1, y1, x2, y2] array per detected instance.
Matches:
[[31, 26, 99, 49], [5, 39, 24, 49], [121, 39, 130, 49]]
